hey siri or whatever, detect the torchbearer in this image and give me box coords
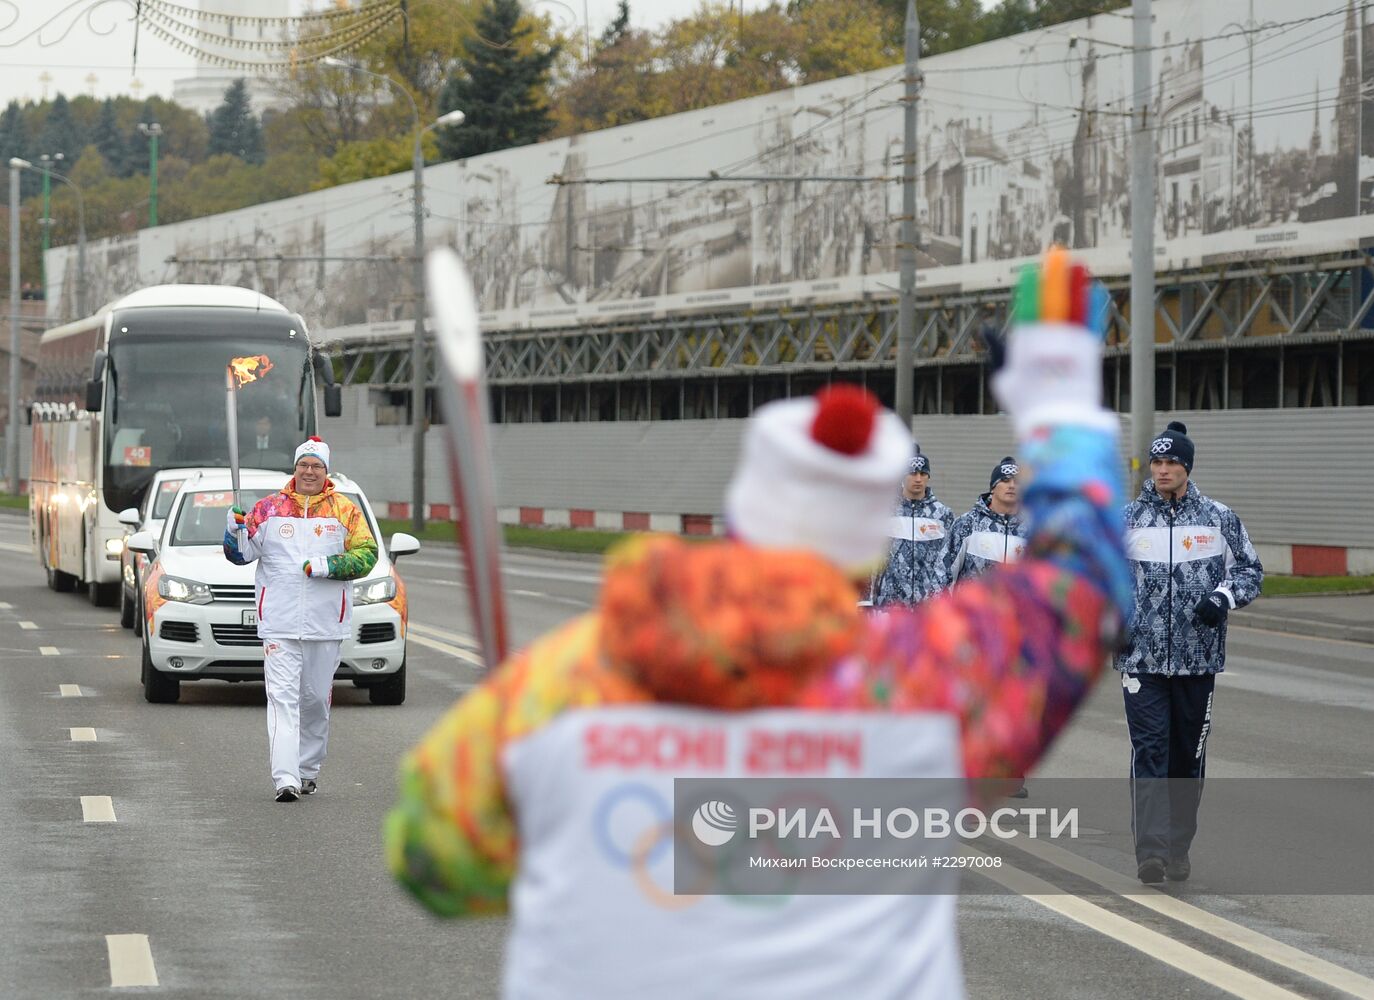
[224,436,377,802]
[383,248,1135,999]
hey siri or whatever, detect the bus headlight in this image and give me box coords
[157,575,212,605]
[352,577,396,606]
[105,538,125,559]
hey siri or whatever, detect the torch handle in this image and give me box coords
[225,366,242,513]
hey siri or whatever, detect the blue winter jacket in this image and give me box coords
[940,495,1028,588]
[872,491,955,608]
[1115,480,1263,676]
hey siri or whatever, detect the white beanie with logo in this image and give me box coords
[725,384,911,570]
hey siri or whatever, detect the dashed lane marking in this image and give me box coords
[409,622,478,648]
[39,646,58,656]
[1008,837,1374,999]
[965,848,1306,1000]
[70,728,97,741]
[19,621,37,630]
[409,633,485,668]
[105,934,158,988]
[58,684,82,697]
[0,600,12,608]
[80,796,117,823]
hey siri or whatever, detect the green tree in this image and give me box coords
[207,79,265,164]
[436,0,560,160]
[0,101,28,164]
[873,0,982,56]
[91,99,124,172]
[600,0,630,46]
[38,94,80,168]
[978,0,1121,42]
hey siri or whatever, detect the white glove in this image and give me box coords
[226,506,246,533]
[304,557,329,579]
[991,321,1117,440]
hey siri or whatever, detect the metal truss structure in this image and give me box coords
[332,252,1374,415]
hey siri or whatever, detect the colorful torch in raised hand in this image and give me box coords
[225,355,274,523]
[425,247,509,672]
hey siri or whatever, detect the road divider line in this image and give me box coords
[80,795,117,823]
[58,684,83,697]
[105,934,158,988]
[409,633,485,668]
[409,622,479,649]
[70,728,97,742]
[19,620,37,630]
[964,848,1305,1000]
[1006,837,1374,999]
[0,600,12,608]
[40,646,58,656]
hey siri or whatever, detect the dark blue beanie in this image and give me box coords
[908,451,930,475]
[1150,421,1195,472]
[989,456,1018,490]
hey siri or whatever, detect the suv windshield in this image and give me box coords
[150,479,186,520]
[171,489,272,546]
[168,488,380,552]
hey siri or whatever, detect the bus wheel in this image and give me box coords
[47,566,75,593]
[141,637,179,704]
[88,580,117,607]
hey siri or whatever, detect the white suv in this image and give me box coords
[127,469,418,705]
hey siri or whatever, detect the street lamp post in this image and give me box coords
[137,123,162,227]
[38,153,64,293]
[322,57,465,533]
[7,157,30,495]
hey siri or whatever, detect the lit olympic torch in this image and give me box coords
[225,355,274,529]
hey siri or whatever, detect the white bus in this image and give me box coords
[29,284,341,603]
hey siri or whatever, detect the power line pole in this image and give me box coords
[1130,0,1155,491]
[895,0,920,428]
[7,158,25,494]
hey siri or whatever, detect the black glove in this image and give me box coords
[1194,591,1229,627]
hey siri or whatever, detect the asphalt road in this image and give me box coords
[1,510,1371,999]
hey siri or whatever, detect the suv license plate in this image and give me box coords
[242,610,258,626]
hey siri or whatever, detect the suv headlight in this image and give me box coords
[353,576,397,606]
[157,574,212,605]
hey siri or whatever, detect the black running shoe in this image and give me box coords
[301,779,317,796]
[275,786,300,803]
[1165,856,1191,882]
[1137,857,1166,884]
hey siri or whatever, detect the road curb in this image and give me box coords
[1231,611,1374,645]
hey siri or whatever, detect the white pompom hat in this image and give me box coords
[725,385,911,570]
[294,435,331,470]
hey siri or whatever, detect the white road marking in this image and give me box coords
[80,795,117,823]
[19,620,37,629]
[1009,837,1374,999]
[58,684,82,697]
[39,646,58,656]
[105,934,158,988]
[70,728,97,742]
[0,600,12,608]
[409,633,485,668]
[966,848,1306,1000]
[409,622,479,648]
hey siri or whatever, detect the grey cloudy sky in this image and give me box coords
[0,1,713,107]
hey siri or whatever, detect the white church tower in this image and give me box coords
[171,0,290,116]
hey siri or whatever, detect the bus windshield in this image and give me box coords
[102,309,316,514]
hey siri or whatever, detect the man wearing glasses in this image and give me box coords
[224,436,378,801]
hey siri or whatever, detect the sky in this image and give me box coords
[0,0,717,107]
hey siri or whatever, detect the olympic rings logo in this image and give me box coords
[1150,438,1172,455]
[590,782,848,910]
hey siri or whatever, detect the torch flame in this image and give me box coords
[228,355,274,387]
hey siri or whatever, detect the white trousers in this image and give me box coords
[264,638,340,791]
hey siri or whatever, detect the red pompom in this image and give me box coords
[810,384,879,456]
[308,435,322,442]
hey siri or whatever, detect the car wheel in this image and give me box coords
[141,633,180,704]
[118,583,135,629]
[368,658,406,705]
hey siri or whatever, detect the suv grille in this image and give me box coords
[211,623,260,647]
[160,621,198,643]
[209,584,255,603]
[358,622,396,644]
